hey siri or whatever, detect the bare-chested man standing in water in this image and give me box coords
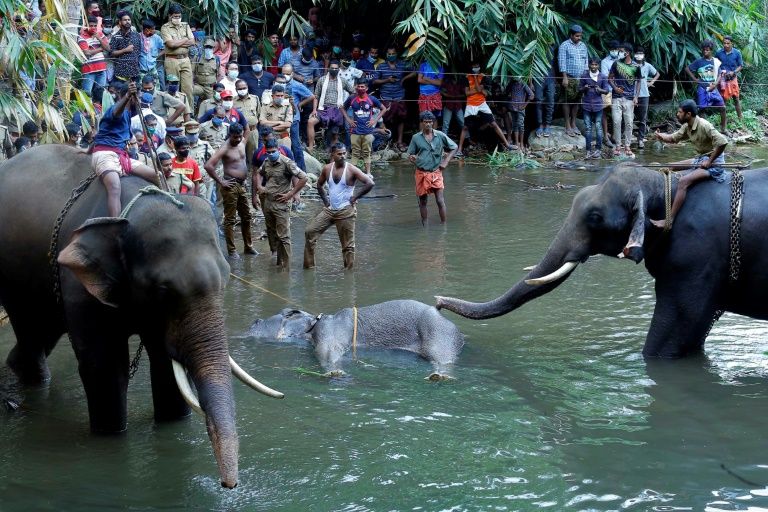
[204,122,256,258]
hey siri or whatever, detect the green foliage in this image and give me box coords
[706,109,763,139]
[466,148,542,169]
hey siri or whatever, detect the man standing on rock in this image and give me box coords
[407,111,457,225]
[304,143,374,270]
[558,24,589,137]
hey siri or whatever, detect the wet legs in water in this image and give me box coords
[418,190,446,225]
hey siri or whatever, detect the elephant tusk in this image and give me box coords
[171,360,205,417]
[523,265,536,271]
[230,357,285,399]
[524,261,579,286]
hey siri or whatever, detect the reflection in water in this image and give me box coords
[2,148,768,510]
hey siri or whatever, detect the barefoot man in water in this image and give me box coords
[204,122,256,258]
[650,99,728,229]
[406,110,457,225]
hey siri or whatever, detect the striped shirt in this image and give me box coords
[78,29,108,74]
[558,38,589,77]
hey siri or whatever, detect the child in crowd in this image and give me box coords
[580,57,610,159]
[505,79,534,150]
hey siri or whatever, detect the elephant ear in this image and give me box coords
[621,190,646,264]
[58,217,129,307]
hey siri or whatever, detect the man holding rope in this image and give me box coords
[91,80,159,217]
[650,99,728,229]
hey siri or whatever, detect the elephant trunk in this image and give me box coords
[436,227,584,319]
[171,295,239,489]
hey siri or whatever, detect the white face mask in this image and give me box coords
[618,51,626,59]
[222,100,233,109]
[204,48,214,60]
[227,70,239,80]
[171,18,181,26]
[252,64,263,73]
[273,97,284,106]
[471,67,481,74]
[609,50,619,59]
[236,89,248,97]
[283,74,292,82]
[634,54,644,62]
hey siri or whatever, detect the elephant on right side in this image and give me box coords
[437,163,768,358]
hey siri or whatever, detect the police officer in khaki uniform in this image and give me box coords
[199,106,230,150]
[165,74,191,126]
[157,125,183,158]
[160,4,195,112]
[234,78,261,163]
[185,119,216,202]
[197,82,225,119]
[194,37,219,108]
[259,84,293,147]
[254,138,307,269]
[140,75,186,126]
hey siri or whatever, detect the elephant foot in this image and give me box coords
[426,373,454,382]
[6,349,51,387]
[323,369,346,378]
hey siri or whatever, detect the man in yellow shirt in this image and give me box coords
[160,3,195,111]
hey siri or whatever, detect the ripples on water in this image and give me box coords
[3,152,768,510]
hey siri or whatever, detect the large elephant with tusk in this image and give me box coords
[437,163,768,358]
[0,145,282,489]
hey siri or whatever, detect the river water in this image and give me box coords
[2,147,768,511]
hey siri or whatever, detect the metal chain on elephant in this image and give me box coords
[702,170,745,343]
[48,172,98,305]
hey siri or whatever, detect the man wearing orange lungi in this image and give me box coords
[406,111,458,225]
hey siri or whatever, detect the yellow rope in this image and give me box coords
[229,273,301,307]
[658,168,674,233]
[352,306,358,360]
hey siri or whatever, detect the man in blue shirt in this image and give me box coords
[558,24,589,137]
[279,65,315,171]
[91,80,159,217]
[139,19,164,84]
[373,46,416,151]
[239,54,274,98]
[715,35,744,125]
[686,39,726,132]
[342,78,386,175]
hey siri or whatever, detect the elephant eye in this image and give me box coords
[587,211,603,226]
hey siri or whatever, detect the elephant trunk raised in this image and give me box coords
[168,295,239,489]
[436,224,586,319]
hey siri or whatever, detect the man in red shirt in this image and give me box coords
[78,16,110,98]
[171,136,202,195]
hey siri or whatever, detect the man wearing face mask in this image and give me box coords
[339,56,364,101]
[294,48,321,88]
[199,106,230,150]
[184,120,215,202]
[160,3,195,111]
[139,19,164,86]
[280,63,315,170]
[259,84,293,145]
[239,55,275,98]
[78,16,110,98]
[130,92,167,139]
[197,82,225,119]
[220,61,241,95]
[193,38,220,108]
[83,1,102,32]
[171,136,202,196]
[633,47,659,149]
[308,60,355,150]
[600,40,621,148]
[157,125,183,158]
[356,46,381,91]
[140,75,186,126]
[255,137,308,269]
[278,36,303,70]
[374,46,416,151]
[199,90,250,141]
[233,78,261,162]
[109,10,142,83]
[164,74,192,125]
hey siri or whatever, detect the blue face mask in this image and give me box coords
[167,84,179,94]
[367,55,375,63]
[212,117,223,127]
[193,30,205,40]
[267,151,280,161]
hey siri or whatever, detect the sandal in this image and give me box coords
[535,127,544,137]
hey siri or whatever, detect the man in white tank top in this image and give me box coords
[303,143,374,269]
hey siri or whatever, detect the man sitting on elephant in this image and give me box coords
[91,80,159,217]
[651,99,728,229]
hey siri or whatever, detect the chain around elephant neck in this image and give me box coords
[703,170,745,343]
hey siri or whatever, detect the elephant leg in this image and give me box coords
[314,339,346,375]
[67,309,130,433]
[643,278,719,358]
[4,299,64,386]
[142,335,191,422]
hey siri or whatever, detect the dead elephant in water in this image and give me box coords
[247,300,465,379]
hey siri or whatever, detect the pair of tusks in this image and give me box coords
[171,358,285,417]
[524,261,579,286]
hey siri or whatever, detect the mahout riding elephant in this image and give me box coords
[247,300,465,378]
[437,163,768,358]
[0,145,282,488]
